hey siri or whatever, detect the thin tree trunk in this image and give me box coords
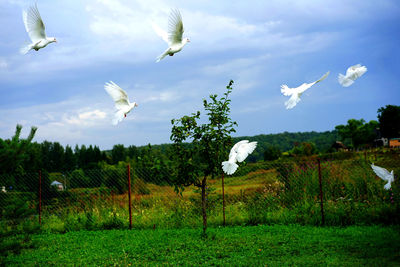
[201,175,207,235]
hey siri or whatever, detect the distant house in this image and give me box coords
[331,141,348,151]
[51,181,65,191]
[389,138,400,148]
[374,137,388,147]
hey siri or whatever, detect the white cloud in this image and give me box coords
[0,58,7,70]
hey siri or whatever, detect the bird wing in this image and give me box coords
[350,65,367,79]
[371,164,392,182]
[346,64,362,76]
[280,84,294,96]
[236,141,257,162]
[284,94,301,109]
[314,71,330,84]
[104,81,130,110]
[23,4,46,43]
[228,140,248,159]
[168,9,184,45]
[152,22,169,44]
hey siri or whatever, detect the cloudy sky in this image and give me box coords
[0,0,399,150]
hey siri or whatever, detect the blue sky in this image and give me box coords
[0,0,399,150]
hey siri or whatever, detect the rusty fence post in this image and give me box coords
[317,159,325,226]
[127,164,132,229]
[222,172,226,226]
[38,170,42,225]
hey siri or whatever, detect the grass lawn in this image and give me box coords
[3,224,400,266]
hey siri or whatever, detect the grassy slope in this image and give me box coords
[5,225,400,266]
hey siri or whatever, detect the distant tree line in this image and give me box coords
[0,105,399,177]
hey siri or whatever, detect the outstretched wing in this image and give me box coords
[314,71,330,84]
[371,164,392,182]
[168,9,184,45]
[23,4,46,43]
[281,84,293,96]
[104,81,130,110]
[152,22,169,44]
[236,141,257,163]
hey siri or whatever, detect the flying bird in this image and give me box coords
[281,71,330,109]
[371,164,394,190]
[338,64,367,87]
[104,81,138,125]
[20,3,57,54]
[222,140,257,175]
[153,9,190,62]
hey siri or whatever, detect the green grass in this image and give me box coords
[3,225,400,266]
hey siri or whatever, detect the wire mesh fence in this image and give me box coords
[1,151,399,232]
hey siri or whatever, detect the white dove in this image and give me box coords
[222,140,257,175]
[104,81,138,125]
[371,164,394,190]
[20,3,56,54]
[281,71,330,109]
[153,9,190,62]
[338,64,367,87]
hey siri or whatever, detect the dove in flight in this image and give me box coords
[371,164,394,190]
[153,9,190,62]
[281,71,330,109]
[21,3,56,54]
[338,64,367,87]
[222,140,257,175]
[104,81,138,125]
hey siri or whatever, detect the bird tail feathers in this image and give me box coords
[156,48,171,62]
[222,161,238,175]
[112,110,125,125]
[285,95,300,109]
[20,44,32,55]
[338,74,354,87]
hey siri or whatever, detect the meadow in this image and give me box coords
[3,225,400,266]
[1,152,399,234]
[1,151,399,264]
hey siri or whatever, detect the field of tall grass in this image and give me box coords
[1,153,398,235]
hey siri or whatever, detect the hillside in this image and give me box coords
[147,130,339,162]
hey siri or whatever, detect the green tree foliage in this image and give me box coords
[111,144,126,164]
[290,142,318,156]
[335,119,378,148]
[170,80,237,234]
[0,124,37,174]
[263,145,282,161]
[378,105,400,138]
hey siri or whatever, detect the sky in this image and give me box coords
[0,0,399,150]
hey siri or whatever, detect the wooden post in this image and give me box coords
[222,172,226,226]
[38,170,42,225]
[127,164,132,229]
[317,159,325,226]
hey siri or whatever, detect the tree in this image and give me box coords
[263,145,281,161]
[111,144,126,164]
[170,80,237,235]
[335,119,378,148]
[0,124,37,174]
[377,105,400,139]
[64,145,76,171]
[290,142,318,156]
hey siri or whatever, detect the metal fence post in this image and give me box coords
[317,159,325,225]
[38,170,42,225]
[127,164,132,229]
[222,172,226,226]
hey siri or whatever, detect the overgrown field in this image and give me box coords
[1,155,400,233]
[2,225,400,266]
